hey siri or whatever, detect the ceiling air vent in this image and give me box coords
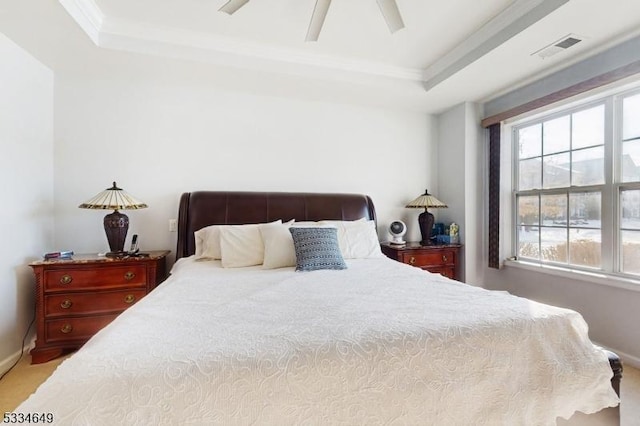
[532,34,584,59]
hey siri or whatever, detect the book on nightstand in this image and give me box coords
[43,251,74,260]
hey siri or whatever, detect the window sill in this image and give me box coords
[503,259,640,292]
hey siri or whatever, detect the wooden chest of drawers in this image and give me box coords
[29,251,169,364]
[380,242,462,280]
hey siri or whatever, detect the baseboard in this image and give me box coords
[594,341,640,369]
[0,337,35,377]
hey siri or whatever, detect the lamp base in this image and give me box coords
[105,251,127,258]
[104,210,129,254]
[418,210,435,246]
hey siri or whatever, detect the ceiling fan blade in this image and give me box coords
[305,0,332,42]
[376,0,405,33]
[219,0,250,15]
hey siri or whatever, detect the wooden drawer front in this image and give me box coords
[402,250,455,267]
[45,289,146,317]
[44,265,147,292]
[45,314,119,343]
[425,266,455,279]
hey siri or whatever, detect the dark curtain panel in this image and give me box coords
[488,124,501,269]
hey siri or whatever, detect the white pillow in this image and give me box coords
[219,225,265,268]
[195,220,281,261]
[320,217,367,226]
[319,219,382,259]
[259,222,297,269]
[290,221,331,227]
[194,226,223,259]
[194,230,205,257]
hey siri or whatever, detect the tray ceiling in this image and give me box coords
[56,0,640,110]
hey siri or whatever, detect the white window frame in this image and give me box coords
[503,82,640,289]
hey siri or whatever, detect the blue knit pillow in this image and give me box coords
[289,227,347,271]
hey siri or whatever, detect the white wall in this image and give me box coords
[478,37,640,365]
[0,1,437,370]
[52,54,436,263]
[483,265,640,365]
[436,93,640,364]
[435,102,483,284]
[0,33,54,371]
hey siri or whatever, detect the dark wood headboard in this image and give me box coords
[176,191,377,260]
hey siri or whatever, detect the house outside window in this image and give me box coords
[513,88,640,278]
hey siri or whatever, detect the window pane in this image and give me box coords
[541,194,567,227]
[623,93,640,140]
[621,230,640,275]
[518,195,539,226]
[543,153,570,188]
[519,158,541,190]
[621,190,640,230]
[518,239,539,260]
[541,227,567,263]
[569,192,601,228]
[543,116,570,154]
[572,146,604,186]
[622,139,640,183]
[572,105,604,149]
[569,228,601,268]
[518,124,541,159]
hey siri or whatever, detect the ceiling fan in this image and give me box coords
[218,0,405,42]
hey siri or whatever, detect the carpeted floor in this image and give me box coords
[1,354,640,424]
[620,365,640,425]
[0,354,69,413]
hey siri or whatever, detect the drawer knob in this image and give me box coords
[124,294,136,304]
[409,256,416,265]
[60,274,73,285]
[124,271,136,281]
[442,255,448,262]
[60,324,73,334]
[60,299,72,309]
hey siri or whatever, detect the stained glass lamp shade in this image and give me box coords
[405,189,447,245]
[79,182,147,256]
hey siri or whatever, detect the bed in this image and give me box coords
[17,191,622,425]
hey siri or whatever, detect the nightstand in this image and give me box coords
[29,250,170,364]
[381,242,462,280]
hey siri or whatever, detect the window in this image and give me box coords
[621,92,640,275]
[513,89,640,278]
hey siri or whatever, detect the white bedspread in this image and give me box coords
[18,257,618,425]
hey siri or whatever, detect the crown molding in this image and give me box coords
[59,0,424,83]
[58,0,569,90]
[101,16,424,81]
[58,0,104,45]
[422,0,570,91]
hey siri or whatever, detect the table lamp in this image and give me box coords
[405,189,447,245]
[79,182,148,257]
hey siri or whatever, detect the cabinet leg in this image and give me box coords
[30,346,73,364]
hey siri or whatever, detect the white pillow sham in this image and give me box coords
[194,220,281,261]
[194,226,222,259]
[259,222,297,269]
[195,218,380,267]
[260,218,381,268]
[260,221,343,269]
[320,219,382,259]
[219,225,266,268]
